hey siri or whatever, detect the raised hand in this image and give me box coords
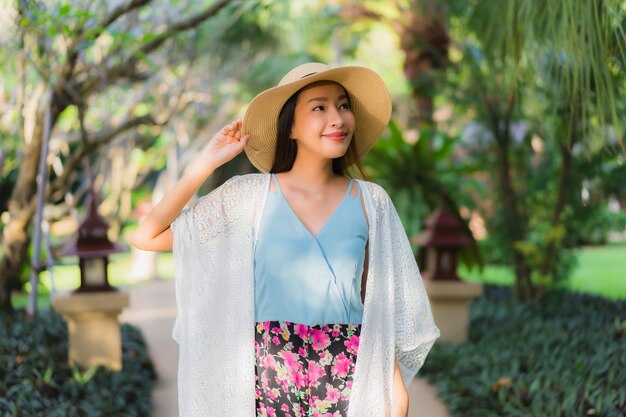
[130,119,250,252]
[197,119,250,172]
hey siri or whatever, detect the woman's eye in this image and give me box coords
[313,105,325,111]
[340,103,351,110]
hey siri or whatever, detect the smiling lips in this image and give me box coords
[323,131,348,141]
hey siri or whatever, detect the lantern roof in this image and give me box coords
[60,191,126,258]
[414,206,474,248]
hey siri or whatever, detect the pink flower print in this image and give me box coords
[294,323,309,340]
[261,353,276,369]
[281,404,290,412]
[331,324,341,337]
[331,352,350,378]
[318,350,332,366]
[290,370,307,389]
[324,385,341,404]
[272,335,281,345]
[346,380,353,389]
[271,326,282,335]
[268,387,280,401]
[263,321,271,333]
[266,406,276,417]
[281,328,290,341]
[275,365,287,383]
[298,346,307,358]
[310,328,331,351]
[307,361,326,388]
[343,335,360,355]
[278,350,299,371]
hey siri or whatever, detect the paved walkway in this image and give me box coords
[120,279,450,417]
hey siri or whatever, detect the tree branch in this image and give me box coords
[49,114,159,200]
[100,0,152,31]
[77,0,233,96]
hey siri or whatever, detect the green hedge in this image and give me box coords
[421,286,626,417]
[0,310,157,416]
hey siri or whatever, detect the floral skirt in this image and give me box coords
[254,321,361,417]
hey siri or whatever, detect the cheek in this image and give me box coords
[345,112,356,130]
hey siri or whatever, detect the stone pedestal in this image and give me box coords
[425,281,483,343]
[53,291,130,371]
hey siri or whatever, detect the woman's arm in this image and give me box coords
[392,354,409,417]
[130,120,249,252]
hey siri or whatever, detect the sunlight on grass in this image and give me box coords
[11,252,174,309]
[569,243,626,299]
[459,243,626,300]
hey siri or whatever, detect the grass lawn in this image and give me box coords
[11,252,174,309]
[12,243,626,308]
[460,242,626,300]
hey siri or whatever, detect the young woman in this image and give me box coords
[131,63,439,417]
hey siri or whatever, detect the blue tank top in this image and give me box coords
[253,173,368,325]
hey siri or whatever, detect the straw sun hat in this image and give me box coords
[242,62,392,173]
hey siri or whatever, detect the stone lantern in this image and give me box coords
[53,190,130,371]
[415,207,473,281]
[415,205,483,343]
[60,192,125,292]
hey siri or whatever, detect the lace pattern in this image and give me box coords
[171,173,439,417]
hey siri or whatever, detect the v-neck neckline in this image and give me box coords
[271,173,353,240]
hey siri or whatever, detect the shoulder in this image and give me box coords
[192,173,267,209]
[221,172,267,189]
[355,179,392,207]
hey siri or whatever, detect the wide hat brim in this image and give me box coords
[242,63,392,173]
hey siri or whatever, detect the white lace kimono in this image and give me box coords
[171,173,439,417]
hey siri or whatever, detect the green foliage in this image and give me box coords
[421,286,626,416]
[465,0,626,139]
[363,120,481,249]
[0,310,156,416]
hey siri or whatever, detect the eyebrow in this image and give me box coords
[306,94,348,104]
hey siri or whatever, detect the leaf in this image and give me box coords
[59,5,71,17]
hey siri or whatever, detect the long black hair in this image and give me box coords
[270,83,367,179]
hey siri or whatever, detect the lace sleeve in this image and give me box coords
[385,192,440,387]
[169,175,240,343]
[170,175,241,246]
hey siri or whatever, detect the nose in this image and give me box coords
[329,107,344,128]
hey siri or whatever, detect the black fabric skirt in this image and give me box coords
[254,321,361,417]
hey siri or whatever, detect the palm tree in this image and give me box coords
[461,0,626,300]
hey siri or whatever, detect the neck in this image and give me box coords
[283,151,336,188]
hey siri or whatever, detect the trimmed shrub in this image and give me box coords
[0,310,157,416]
[421,286,626,417]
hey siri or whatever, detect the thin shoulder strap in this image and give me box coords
[271,173,282,193]
[345,178,355,198]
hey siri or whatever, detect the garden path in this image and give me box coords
[120,279,451,417]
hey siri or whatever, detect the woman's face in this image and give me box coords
[290,81,355,162]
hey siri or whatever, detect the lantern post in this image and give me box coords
[53,190,130,370]
[415,205,483,343]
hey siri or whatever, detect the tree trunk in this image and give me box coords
[0,104,62,311]
[493,131,533,301]
[400,1,450,128]
[537,109,579,299]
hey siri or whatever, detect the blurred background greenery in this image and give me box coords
[1,1,625,415]
[2,0,624,310]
